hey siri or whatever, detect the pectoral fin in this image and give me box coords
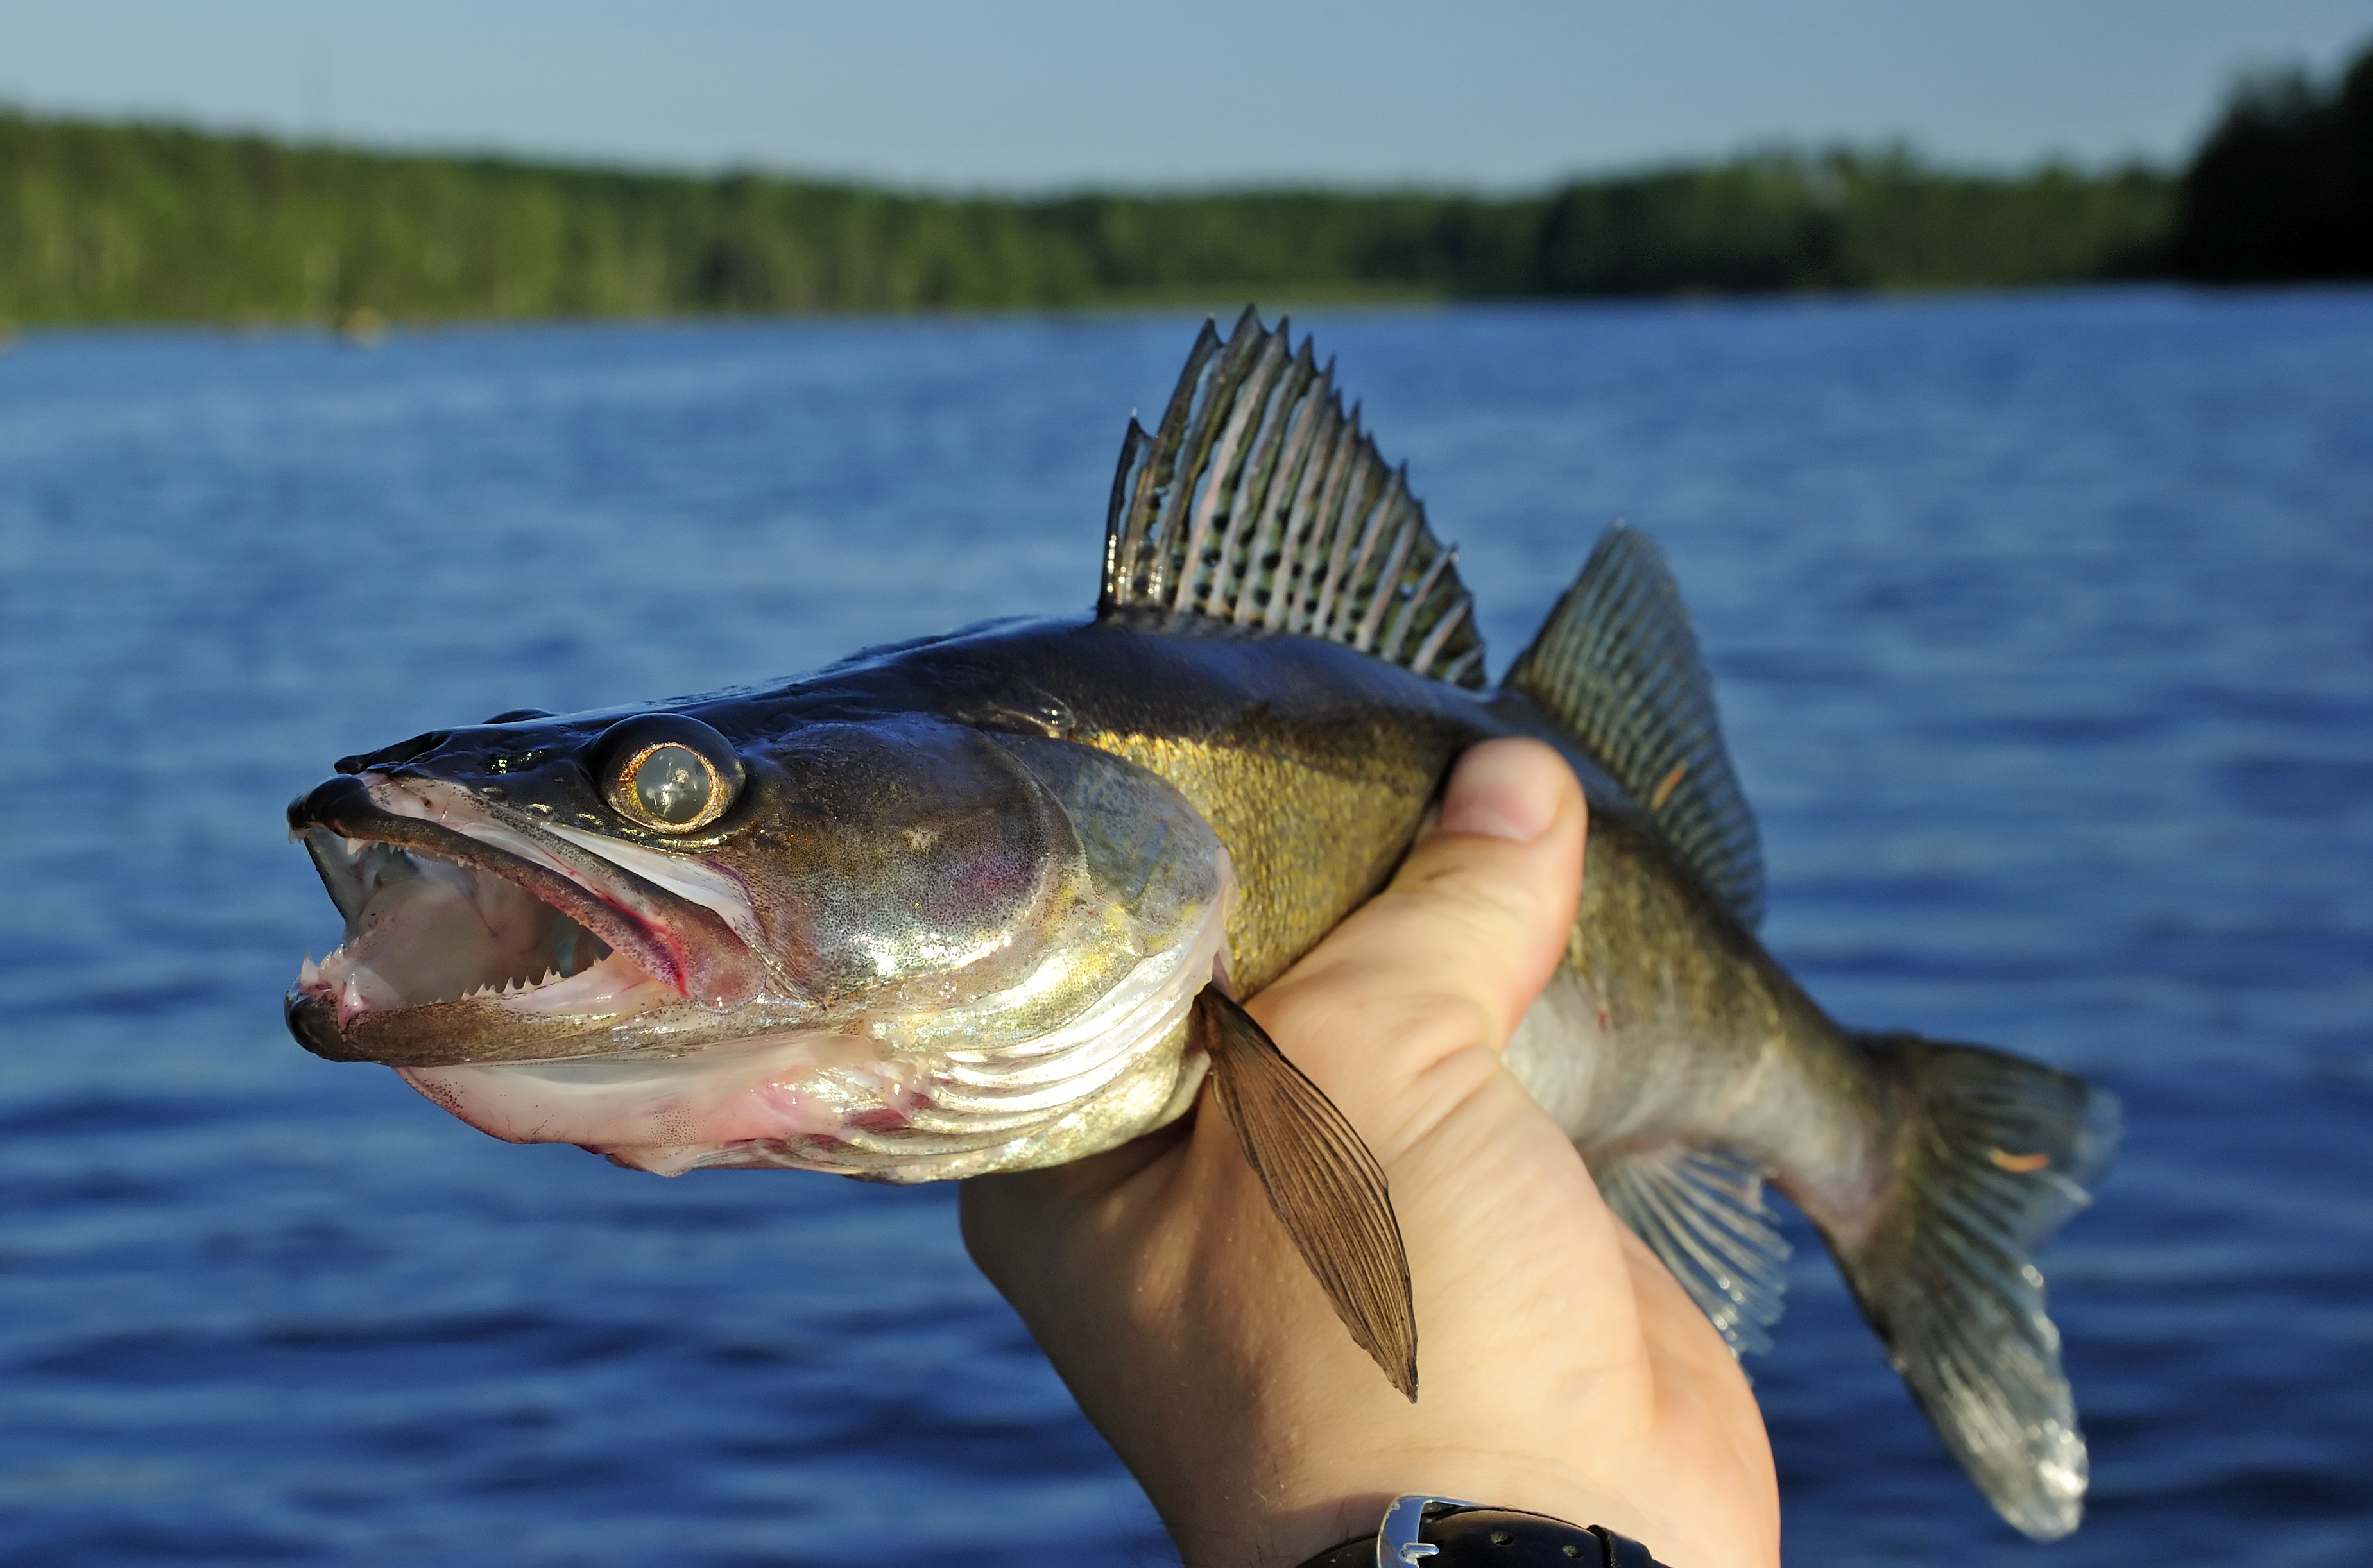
[1193,986,1419,1401]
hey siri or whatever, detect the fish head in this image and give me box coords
[286,703,1229,1179]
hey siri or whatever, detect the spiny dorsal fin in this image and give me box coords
[1101,306,1487,690]
[1506,525,1764,926]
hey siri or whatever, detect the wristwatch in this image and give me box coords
[1293,1494,1668,1568]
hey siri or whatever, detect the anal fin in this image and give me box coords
[1595,1144,1790,1357]
[1194,987,1419,1400]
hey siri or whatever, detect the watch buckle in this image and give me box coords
[1377,1494,1480,1568]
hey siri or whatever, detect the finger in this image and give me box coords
[1249,738,1586,1114]
[1394,737,1587,1035]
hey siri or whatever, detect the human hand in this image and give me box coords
[961,738,1780,1567]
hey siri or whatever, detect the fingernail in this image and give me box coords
[1435,740,1562,842]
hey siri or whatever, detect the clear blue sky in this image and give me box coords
[5,1,2370,189]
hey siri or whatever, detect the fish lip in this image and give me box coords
[285,771,772,1066]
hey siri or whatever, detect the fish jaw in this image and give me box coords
[395,864,1232,1180]
[397,1030,934,1173]
[285,771,777,1065]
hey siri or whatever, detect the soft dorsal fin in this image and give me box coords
[1101,306,1487,690]
[1507,525,1765,926]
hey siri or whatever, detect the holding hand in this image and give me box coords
[962,739,1780,1568]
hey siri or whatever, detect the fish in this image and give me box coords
[284,307,2118,1540]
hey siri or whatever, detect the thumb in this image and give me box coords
[1246,738,1586,1140]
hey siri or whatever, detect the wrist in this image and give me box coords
[1155,1445,1635,1568]
[1290,1497,1668,1568]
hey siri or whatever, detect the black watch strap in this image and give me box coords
[1293,1496,1668,1568]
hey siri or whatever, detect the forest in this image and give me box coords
[2170,43,2373,280]
[1,37,2363,327]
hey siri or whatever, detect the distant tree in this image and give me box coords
[2173,42,2373,280]
[0,109,2177,324]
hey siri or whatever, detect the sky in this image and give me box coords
[4,1,2371,190]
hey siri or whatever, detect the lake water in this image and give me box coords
[1,289,2368,1565]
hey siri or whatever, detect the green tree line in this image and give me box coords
[5,30,2365,330]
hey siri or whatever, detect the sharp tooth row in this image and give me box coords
[459,967,569,1003]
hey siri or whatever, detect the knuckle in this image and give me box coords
[1391,988,1505,1057]
[1395,853,1547,943]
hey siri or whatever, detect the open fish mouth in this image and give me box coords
[296,837,660,1020]
[282,758,1231,1182]
[285,772,771,1066]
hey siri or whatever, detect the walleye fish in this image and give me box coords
[286,309,2116,1539]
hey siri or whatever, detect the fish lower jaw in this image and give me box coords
[287,823,708,1058]
[295,944,674,1030]
[397,1028,938,1176]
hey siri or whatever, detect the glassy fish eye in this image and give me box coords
[626,744,716,826]
[594,715,746,835]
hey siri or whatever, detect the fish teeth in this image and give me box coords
[299,954,320,987]
[543,968,560,987]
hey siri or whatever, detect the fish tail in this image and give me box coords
[1833,1032,2121,1541]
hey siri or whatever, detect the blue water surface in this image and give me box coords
[1,289,2368,1565]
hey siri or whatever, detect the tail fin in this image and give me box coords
[1836,1034,2121,1540]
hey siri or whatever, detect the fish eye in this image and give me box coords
[593,715,746,835]
[624,744,718,826]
